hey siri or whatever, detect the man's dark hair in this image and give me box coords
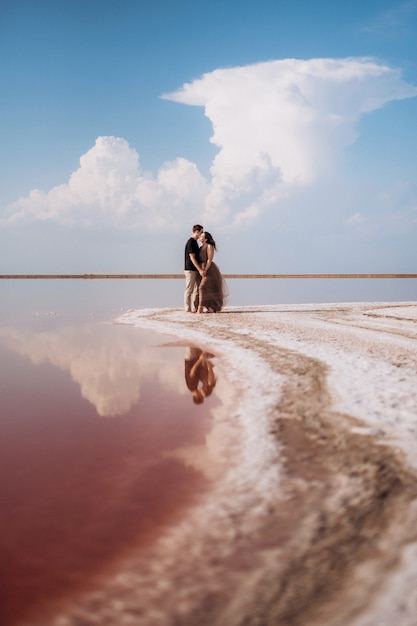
[193,224,203,232]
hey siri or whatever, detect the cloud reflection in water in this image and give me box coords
[0,322,193,417]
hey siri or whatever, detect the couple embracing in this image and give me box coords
[184,224,227,314]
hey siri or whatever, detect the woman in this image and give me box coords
[197,231,226,313]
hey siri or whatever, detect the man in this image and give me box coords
[184,224,204,313]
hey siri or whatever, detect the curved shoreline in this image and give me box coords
[38,302,417,625]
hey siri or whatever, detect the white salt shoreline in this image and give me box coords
[40,301,417,626]
[118,301,417,469]
[114,301,417,626]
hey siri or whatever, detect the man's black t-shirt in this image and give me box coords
[184,237,200,271]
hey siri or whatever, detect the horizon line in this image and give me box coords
[1,273,416,280]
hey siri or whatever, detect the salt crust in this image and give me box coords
[45,302,417,626]
[114,302,417,626]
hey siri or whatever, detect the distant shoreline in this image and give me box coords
[1,273,416,279]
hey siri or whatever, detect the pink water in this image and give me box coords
[0,314,217,625]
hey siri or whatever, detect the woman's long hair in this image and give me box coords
[203,231,217,250]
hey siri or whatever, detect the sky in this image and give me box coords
[1,0,417,280]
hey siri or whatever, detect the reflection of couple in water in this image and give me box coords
[184,347,217,404]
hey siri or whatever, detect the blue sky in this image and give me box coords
[1,0,417,282]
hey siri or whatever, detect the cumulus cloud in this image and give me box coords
[165,57,417,225]
[3,58,417,229]
[3,137,209,230]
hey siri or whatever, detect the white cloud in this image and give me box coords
[347,212,365,224]
[3,58,417,230]
[165,57,417,225]
[3,136,209,230]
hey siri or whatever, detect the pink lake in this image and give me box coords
[0,312,218,625]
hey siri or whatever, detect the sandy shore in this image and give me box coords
[39,302,417,626]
